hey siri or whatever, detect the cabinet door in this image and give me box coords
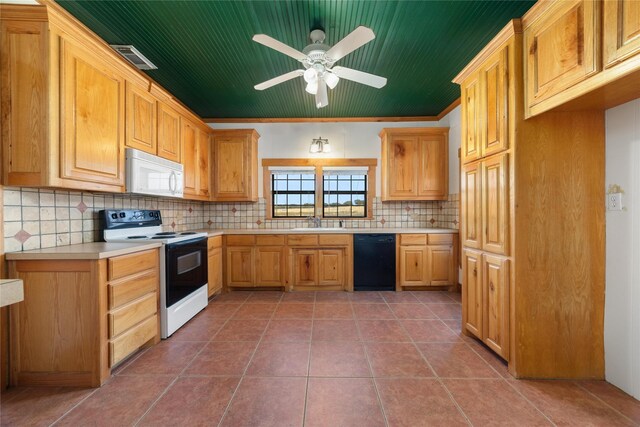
[418,133,448,200]
[293,250,317,287]
[60,39,124,187]
[212,135,251,200]
[604,0,640,68]
[386,136,419,198]
[181,118,198,197]
[208,247,222,297]
[462,249,483,339]
[399,246,427,286]
[125,82,157,154]
[427,245,454,286]
[318,249,344,287]
[524,0,600,108]
[461,161,482,249]
[226,247,254,287]
[157,102,181,162]
[256,246,285,286]
[197,130,210,198]
[481,48,508,158]
[461,73,481,163]
[482,153,509,255]
[482,254,509,360]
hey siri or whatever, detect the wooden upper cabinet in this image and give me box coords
[60,38,125,187]
[603,0,640,68]
[181,118,198,197]
[197,129,211,198]
[462,249,483,338]
[380,128,449,201]
[460,73,481,164]
[125,82,157,154]
[481,48,509,158]
[482,153,509,256]
[157,102,181,163]
[461,161,482,249]
[211,129,259,202]
[482,253,509,360]
[524,0,600,109]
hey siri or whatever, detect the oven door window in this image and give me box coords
[165,238,208,307]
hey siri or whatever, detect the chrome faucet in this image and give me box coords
[306,216,322,228]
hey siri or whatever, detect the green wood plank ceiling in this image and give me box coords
[57,0,535,119]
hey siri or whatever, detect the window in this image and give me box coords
[264,159,376,220]
[322,167,367,218]
[271,168,316,218]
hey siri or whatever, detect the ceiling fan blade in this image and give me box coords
[325,26,375,62]
[252,34,307,61]
[254,70,304,90]
[331,66,387,89]
[315,78,328,108]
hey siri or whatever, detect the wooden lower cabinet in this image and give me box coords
[226,246,254,287]
[462,249,509,360]
[255,246,286,286]
[207,236,223,297]
[398,233,457,289]
[318,250,344,286]
[291,248,346,290]
[224,237,286,289]
[293,250,318,287]
[7,248,160,387]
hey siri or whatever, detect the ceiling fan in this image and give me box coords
[252,26,387,109]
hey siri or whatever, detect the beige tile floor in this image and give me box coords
[1,291,638,426]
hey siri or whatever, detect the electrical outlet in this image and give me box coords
[607,193,623,211]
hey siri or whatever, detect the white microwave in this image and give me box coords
[125,148,184,198]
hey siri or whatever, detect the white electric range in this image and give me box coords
[100,209,208,338]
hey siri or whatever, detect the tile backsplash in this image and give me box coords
[2,187,458,253]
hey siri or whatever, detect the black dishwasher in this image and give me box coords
[353,234,396,291]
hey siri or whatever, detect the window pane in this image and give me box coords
[322,173,367,218]
[288,179,301,191]
[302,180,315,191]
[352,180,365,191]
[271,173,316,218]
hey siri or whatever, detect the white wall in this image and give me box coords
[438,106,461,192]
[605,98,640,399]
[210,114,460,198]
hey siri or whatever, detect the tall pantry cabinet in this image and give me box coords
[455,20,605,379]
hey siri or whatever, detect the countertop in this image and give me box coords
[0,279,24,307]
[5,242,163,261]
[193,228,458,237]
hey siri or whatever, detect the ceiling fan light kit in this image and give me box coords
[253,26,387,109]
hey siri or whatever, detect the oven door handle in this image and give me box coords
[169,171,177,193]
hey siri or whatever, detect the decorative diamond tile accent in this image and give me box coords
[452,219,459,225]
[207,220,213,226]
[379,218,386,225]
[171,221,176,229]
[404,206,411,212]
[14,229,31,243]
[256,219,262,225]
[76,201,88,213]
[429,218,436,225]
[231,207,237,213]
[188,207,193,213]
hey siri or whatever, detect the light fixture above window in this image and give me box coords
[309,137,331,153]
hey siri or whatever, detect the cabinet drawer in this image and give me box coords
[108,269,158,309]
[319,234,351,246]
[109,293,157,338]
[428,234,454,245]
[108,249,158,281]
[256,235,285,245]
[287,234,319,246]
[400,234,427,246]
[226,235,255,246]
[208,235,222,251]
[109,314,157,367]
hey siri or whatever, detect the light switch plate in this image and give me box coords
[607,193,623,211]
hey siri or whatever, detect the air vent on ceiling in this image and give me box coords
[110,45,157,70]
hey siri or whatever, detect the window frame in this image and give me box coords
[263,158,377,220]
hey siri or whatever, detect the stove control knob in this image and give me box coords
[111,213,118,219]
[119,212,126,218]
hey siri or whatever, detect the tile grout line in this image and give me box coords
[216,291,280,427]
[48,386,101,427]
[132,292,249,427]
[502,379,558,426]
[572,381,638,425]
[301,292,316,427]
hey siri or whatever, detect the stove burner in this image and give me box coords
[127,236,147,239]
[180,232,197,235]
[155,232,176,236]
[151,236,168,239]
